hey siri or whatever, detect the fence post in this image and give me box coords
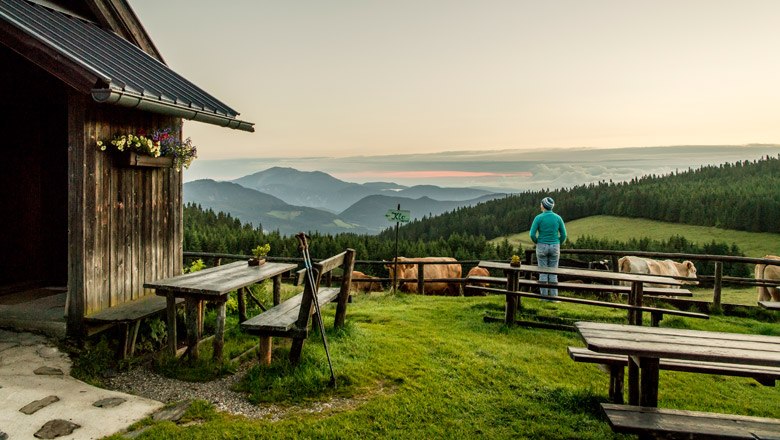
[611,255,619,273]
[524,249,534,265]
[712,261,723,314]
[418,263,425,295]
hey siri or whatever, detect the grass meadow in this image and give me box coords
[492,215,780,258]
[109,287,780,440]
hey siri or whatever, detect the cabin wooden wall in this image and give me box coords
[68,93,183,335]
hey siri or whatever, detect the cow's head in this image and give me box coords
[682,260,698,284]
[384,258,414,279]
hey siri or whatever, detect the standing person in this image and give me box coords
[529,197,567,300]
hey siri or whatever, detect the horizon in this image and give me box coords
[183,144,780,191]
[131,1,780,160]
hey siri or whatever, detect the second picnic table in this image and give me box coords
[478,261,684,326]
[144,261,297,360]
[576,321,780,407]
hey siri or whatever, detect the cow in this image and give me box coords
[465,266,490,296]
[618,256,698,288]
[385,257,462,296]
[755,255,780,302]
[350,270,384,293]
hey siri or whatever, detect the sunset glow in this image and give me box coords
[336,170,534,180]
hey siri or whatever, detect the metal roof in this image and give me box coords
[0,0,254,131]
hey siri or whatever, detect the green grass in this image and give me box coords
[109,291,780,440]
[492,215,780,257]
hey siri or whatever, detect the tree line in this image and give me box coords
[386,155,780,242]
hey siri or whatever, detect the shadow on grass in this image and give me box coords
[531,386,607,419]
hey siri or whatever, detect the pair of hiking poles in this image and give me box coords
[295,232,337,387]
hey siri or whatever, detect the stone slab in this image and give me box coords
[20,395,60,415]
[34,419,81,439]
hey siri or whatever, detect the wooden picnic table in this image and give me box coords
[576,321,780,408]
[144,261,297,361]
[478,261,683,326]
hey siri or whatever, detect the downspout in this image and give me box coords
[91,88,255,132]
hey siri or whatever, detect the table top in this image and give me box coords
[479,261,682,286]
[576,321,780,367]
[145,261,297,297]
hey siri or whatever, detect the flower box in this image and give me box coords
[127,152,174,168]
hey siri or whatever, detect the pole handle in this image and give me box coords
[295,232,309,251]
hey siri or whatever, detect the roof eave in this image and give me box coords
[92,88,255,132]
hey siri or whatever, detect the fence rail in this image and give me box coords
[183,249,779,309]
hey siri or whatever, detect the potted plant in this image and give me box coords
[96,126,198,171]
[249,244,271,266]
[510,254,521,267]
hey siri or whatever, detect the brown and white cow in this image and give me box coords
[465,266,490,296]
[350,270,384,293]
[618,256,698,288]
[385,257,462,296]
[755,255,780,302]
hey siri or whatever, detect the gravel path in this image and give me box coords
[104,363,362,421]
[104,363,288,420]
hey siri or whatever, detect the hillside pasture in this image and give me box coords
[492,215,780,258]
[112,292,780,439]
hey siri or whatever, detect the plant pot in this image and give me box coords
[509,261,521,267]
[248,258,266,267]
[126,152,174,168]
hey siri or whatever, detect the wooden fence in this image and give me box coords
[183,250,780,309]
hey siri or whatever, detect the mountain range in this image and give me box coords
[184,167,504,235]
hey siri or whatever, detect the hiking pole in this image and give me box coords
[295,232,337,387]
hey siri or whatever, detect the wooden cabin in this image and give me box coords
[0,0,253,338]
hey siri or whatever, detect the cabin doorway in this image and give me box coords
[0,44,68,332]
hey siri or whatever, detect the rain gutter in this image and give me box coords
[92,88,255,132]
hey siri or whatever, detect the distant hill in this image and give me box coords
[183,179,371,235]
[340,194,504,231]
[385,156,780,241]
[492,215,780,258]
[231,167,498,212]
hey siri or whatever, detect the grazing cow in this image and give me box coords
[385,257,462,296]
[350,270,383,293]
[755,255,780,302]
[618,256,698,288]
[554,258,610,283]
[465,266,490,296]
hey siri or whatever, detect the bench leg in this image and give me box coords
[166,293,177,357]
[129,320,141,358]
[609,365,625,404]
[213,300,227,363]
[120,322,131,360]
[185,298,200,360]
[651,312,662,327]
[258,337,273,366]
[639,357,660,407]
[289,338,305,365]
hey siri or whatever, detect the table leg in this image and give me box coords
[273,275,282,306]
[258,336,272,366]
[629,282,644,326]
[639,357,660,407]
[166,293,177,357]
[628,355,640,405]
[238,287,247,322]
[185,298,200,360]
[213,300,227,363]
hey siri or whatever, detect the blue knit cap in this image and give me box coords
[541,197,555,210]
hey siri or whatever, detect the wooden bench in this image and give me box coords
[569,347,780,403]
[467,276,692,297]
[241,249,355,365]
[84,294,184,358]
[601,403,780,439]
[759,301,780,311]
[475,284,705,328]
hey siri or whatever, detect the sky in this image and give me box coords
[130,1,780,164]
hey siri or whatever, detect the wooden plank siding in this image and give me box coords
[67,95,183,336]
